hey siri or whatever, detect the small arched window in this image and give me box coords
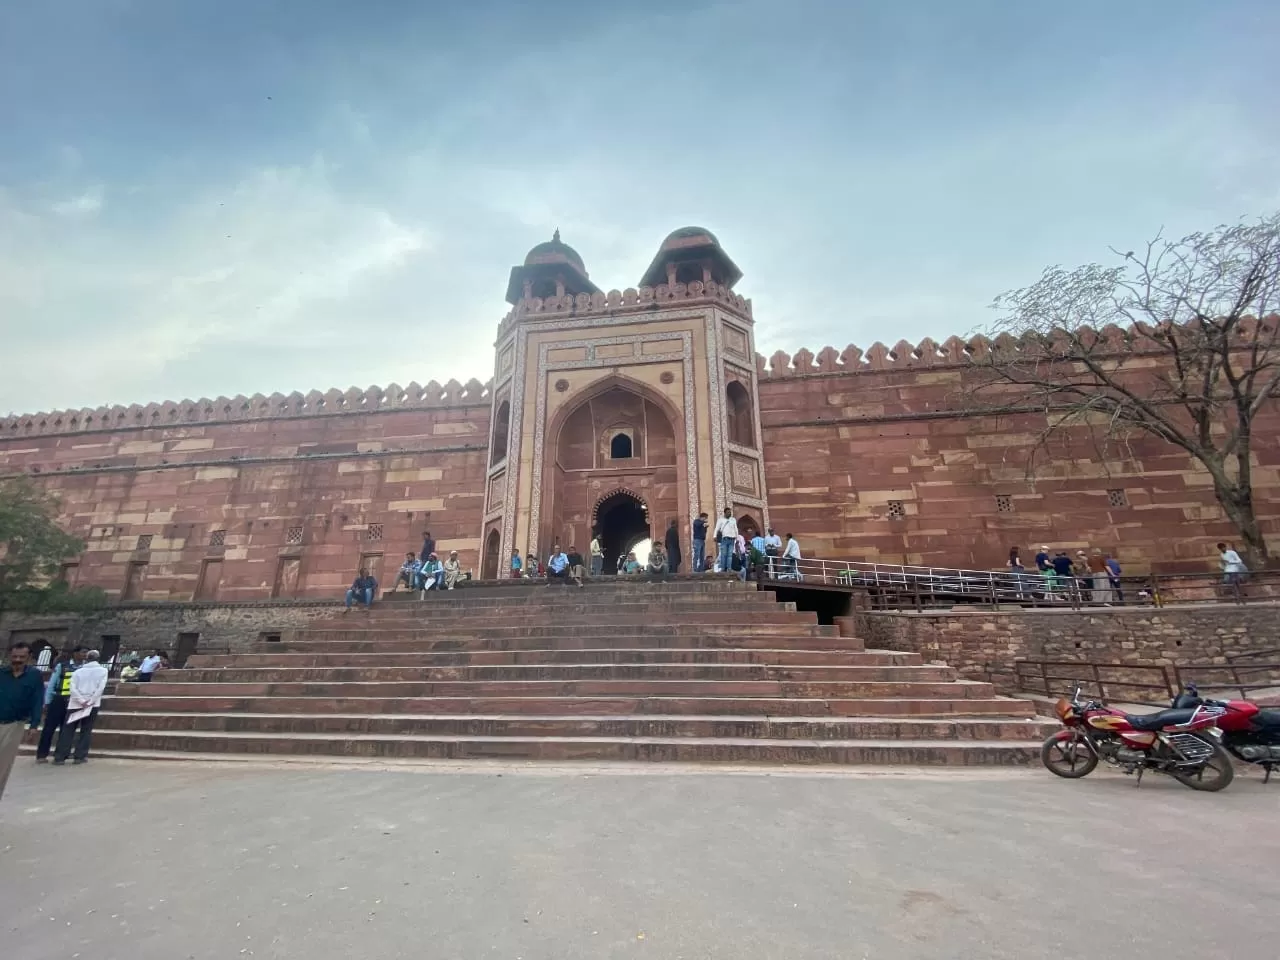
[726,381,754,447]
[610,433,634,460]
[490,400,510,465]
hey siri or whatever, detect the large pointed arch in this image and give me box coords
[538,371,689,556]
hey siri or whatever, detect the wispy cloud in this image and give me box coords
[50,185,103,217]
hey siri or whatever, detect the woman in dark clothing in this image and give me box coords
[664,519,682,574]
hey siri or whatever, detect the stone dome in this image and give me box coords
[523,229,586,272]
[661,226,721,249]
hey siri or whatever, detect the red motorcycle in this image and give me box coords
[1172,683,1280,783]
[1042,684,1234,791]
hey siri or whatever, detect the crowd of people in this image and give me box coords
[338,513,802,610]
[507,508,802,585]
[1006,541,1252,603]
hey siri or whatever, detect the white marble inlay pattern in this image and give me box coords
[498,326,527,558]
[706,312,726,509]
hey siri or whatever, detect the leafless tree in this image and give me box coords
[970,213,1280,568]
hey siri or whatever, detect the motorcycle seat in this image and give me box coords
[1125,707,1199,731]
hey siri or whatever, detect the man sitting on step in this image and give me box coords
[391,552,421,593]
[344,569,378,612]
[546,546,570,585]
[419,553,445,594]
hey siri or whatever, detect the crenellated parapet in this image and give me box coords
[756,335,976,378]
[496,280,752,341]
[754,318,1280,378]
[1,378,492,439]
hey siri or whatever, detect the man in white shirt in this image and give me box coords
[589,533,604,577]
[54,649,109,765]
[712,508,738,575]
[1218,542,1248,588]
[782,533,802,580]
[763,527,783,578]
[138,651,164,682]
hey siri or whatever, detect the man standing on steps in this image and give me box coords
[419,531,436,564]
[54,649,109,765]
[36,646,85,763]
[589,532,604,578]
[1,641,45,801]
[664,519,682,575]
[782,533,803,581]
[764,527,783,579]
[713,507,738,575]
[691,511,709,573]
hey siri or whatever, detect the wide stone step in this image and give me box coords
[374,592,787,607]
[345,599,792,620]
[81,729,1043,765]
[165,664,956,683]
[96,711,1056,741]
[302,611,822,630]
[187,648,911,668]
[106,694,1038,718]
[289,624,837,642]
[376,578,753,600]
[265,633,862,653]
[117,679,999,699]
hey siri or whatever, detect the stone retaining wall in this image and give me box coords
[854,603,1280,696]
[1,602,342,660]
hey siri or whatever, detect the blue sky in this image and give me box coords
[2,0,1277,415]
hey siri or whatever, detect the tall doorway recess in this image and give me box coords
[594,492,650,573]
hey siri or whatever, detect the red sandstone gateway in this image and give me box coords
[1041,685,1233,791]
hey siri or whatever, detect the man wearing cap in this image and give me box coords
[420,553,445,592]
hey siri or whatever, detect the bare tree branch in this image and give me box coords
[969,212,1280,568]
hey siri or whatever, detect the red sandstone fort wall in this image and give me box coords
[0,384,492,600]
[758,345,1280,572]
[5,337,1280,598]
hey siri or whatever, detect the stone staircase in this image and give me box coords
[90,579,1054,765]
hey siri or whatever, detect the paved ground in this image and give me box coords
[2,759,1277,960]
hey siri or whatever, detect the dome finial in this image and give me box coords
[552,228,561,243]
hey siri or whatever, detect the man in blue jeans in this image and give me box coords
[344,569,378,611]
[691,512,708,573]
[712,507,738,574]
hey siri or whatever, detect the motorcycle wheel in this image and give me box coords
[1041,733,1098,778]
[1171,742,1235,792]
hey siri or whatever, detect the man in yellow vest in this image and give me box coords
[35,646,85,763]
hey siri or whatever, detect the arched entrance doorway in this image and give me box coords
[481,529,501,580]
[594,492,650,573]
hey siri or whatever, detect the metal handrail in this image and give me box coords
[753,556,1279,609]
[1015,656,1280,704]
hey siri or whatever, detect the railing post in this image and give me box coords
[1040,660,1050,698]
[1149,573,1161,608]
[1091,663,1104,703]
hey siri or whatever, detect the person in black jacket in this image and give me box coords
[691,512,709,573]
[36,646,85,763]
[419,531,436,563]
[664,519,682,574]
